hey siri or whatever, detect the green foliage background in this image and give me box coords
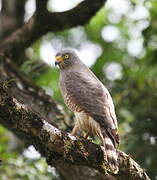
[0,0,157,179]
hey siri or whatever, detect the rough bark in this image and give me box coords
[0,83,150,180]
[54,162,114,180]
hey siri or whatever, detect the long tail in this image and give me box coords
[101,129,119,173]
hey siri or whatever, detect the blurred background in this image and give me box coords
[0,0,157,179]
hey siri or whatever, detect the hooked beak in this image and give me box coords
[55,56,64,66]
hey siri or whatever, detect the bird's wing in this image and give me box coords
[65,71,118,134]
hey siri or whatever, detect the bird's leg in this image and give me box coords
[71,125,79,136]
[84,132,89,139]
[99,133,107,160]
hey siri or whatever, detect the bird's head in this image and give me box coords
[55,49,79,70]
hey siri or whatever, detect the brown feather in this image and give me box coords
[59,61,119,172]
[61,71,118,132]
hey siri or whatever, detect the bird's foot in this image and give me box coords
[84,132,89,139]
[70,132,80,139]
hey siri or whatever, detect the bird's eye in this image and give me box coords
[64,54,69,59]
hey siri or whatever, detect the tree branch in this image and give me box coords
[0,82,150,180]
[0,0,106,59]
[0,0,26,40]
[0,55,63,126]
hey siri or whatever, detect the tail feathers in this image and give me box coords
[101,131,119,173]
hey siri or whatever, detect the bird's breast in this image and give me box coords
[63,93,82,112]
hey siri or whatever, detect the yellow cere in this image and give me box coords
[55,55,64,62]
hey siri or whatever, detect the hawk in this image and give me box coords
[55,49,119,173]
